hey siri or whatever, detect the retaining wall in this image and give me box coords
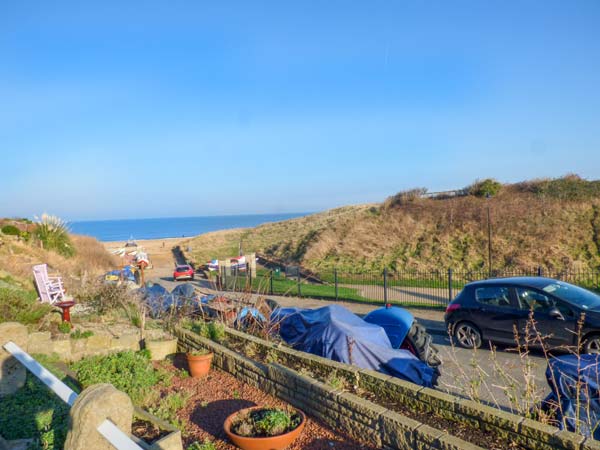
[175,325,597,450]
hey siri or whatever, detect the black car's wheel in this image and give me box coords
[453,322,482,349]
[401,320,442,368]
[583,334,600,354]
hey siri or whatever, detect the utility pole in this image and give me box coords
[486,193,492,276]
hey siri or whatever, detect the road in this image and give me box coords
[136,240,551,412]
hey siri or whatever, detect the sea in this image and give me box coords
[69,213,308,242]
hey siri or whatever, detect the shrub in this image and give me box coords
[70,329,93,339]
[191,321,225,342]
[383,188,427,209]
[72,350,168,406]
[1,225,20,236]
[34,214,75,257]
[467,179,502,197]
[0,288,51,325]
[57,322,72,334]
[147,391,190,429]
[187,439,216,450]
[514,174,600,200]
[76,282,136,314]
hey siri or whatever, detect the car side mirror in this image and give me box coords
[549,308,565,321]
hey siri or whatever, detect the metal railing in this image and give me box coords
[217,267,600,309]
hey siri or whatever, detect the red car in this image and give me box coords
[173,264,194,281]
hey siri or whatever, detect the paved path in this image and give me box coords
[342,284,449,306]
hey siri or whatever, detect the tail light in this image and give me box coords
[445,303,461,314]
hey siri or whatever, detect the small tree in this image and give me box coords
[467,179,502,198]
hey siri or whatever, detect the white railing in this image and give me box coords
[2,341,143,450]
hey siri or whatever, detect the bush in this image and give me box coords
[1,225,20,236]
[0,288,51,325]
[191,321,225,342]
[514,174,600,200]
[34,214,75,257]
[383,188,427,209]
[72,350,168,406]
[467,178,502,197]
[76,282,137,314]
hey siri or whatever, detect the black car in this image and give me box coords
[445,277,600,353]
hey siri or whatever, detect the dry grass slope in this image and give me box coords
[186,176,600,273]
[0,233,118,290]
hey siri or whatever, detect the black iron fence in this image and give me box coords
[217,266,600,309]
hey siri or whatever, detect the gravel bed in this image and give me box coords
[160,355,376,449]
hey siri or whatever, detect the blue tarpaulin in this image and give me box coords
[543,354,600,439]
[273,305,436,387]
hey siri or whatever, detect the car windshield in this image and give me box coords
[176,266,190,271]
[541,281,600,310]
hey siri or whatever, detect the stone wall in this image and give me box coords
[0,322,141,364]
[175,326,596,450]
[176,327,482,450]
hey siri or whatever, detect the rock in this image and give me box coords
[111,333,140,352]
[0,322,28,396]
[64,384,134,450]
[27,332,52,355]
[150,431,183,450]
[84,333,112,356]
[52,339,72,361]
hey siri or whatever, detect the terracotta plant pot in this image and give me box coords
[186,352,213,378]
[224,406,306,450]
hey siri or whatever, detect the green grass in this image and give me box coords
[0,356,76,449]
[0,287,52,325]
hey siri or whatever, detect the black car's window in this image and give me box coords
[541,282,600,310]
[517,288,554,312]
[475,286,512,307]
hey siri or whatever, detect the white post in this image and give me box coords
[97,420,144,450]
[2,341,78,406]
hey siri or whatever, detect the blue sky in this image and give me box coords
[1,1,599,220]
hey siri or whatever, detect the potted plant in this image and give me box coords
[224,406,306,450]
[186,349,213,378]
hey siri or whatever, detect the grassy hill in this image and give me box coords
[0,221,117,291]
[186,175,600,273]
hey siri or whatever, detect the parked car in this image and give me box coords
[445,277,600,353]
[173,264,194,281]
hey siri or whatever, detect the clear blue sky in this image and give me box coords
[1,1,599,220]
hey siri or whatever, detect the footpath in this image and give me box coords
[270,294,447,335]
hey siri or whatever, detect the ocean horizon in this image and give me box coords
[69,213,309,242]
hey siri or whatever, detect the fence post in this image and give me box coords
[223,269,227,291]
[270,270,274,295]
[448,268,453,303]
[297,270,302,297]
[383,268,388,304]
[334,268,339,301]
[537,266,543,277]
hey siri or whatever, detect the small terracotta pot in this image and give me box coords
[224,406,306,450]
[186,352,213,378]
